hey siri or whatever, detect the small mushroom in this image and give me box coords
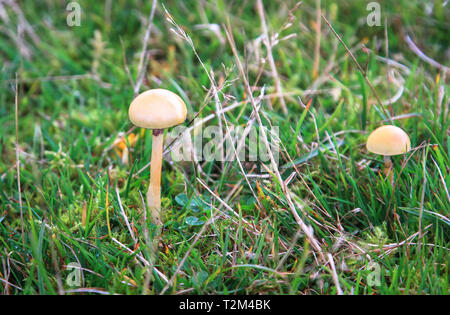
[366,125,410,183]
[129,89,187,224]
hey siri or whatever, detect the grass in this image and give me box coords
[0,0,448,295]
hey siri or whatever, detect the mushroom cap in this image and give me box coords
[366,125,411,156]
[128,89,187,129]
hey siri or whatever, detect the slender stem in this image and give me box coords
[147,129,164,225]
[383,155,394,186]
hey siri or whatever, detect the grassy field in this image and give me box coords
[0,0,448,295]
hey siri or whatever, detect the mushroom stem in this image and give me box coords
[383,155,394,185]
[147,129,164,225]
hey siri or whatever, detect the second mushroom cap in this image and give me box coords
[366,125,411,156]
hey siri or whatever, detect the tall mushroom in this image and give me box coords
[366,125,411,184]
[129,89,187,225]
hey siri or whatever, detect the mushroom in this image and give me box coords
[366,125,410,183]
[129,89,187,224]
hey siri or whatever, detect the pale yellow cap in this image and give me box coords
[366,125,411,156]
[128,89,187,129]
